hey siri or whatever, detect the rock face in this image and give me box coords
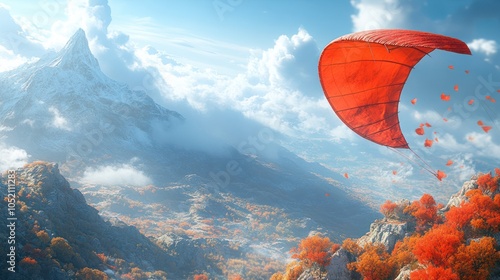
[443,176,478,211]
[326,248,355,279]
[357,219,408,252]
[394,265,411,280]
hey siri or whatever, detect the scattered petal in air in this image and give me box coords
[468,99,474,105]
[392,170,397,175]
[441,93,451,101]
[424,138,434,148]
[325,193,331,197]
[443,118,448,122]
[465,70,470,74]
[435,137,439,142]
[437,170,447,181]
[411,98,417,105]
[482,126,492,133]
[424,122,432,127]
[486,96,496,103]
[344,173,349,179]
[468,135,475,141]
[477,120,484,126]
[415,127,425,135]
[454,84,459,91]
[448,65,454,69]
[497,89,500,93]
[446,160,453,166]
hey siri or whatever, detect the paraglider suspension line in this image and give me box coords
[388,147,438,178]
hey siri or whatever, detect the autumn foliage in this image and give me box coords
[290,235,339,269]
[193,274,209,280]
[404,193,440,232]
[274,170,500,279]
[380,200,398,218]
[347,243,394,280]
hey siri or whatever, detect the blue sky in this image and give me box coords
[0,0,499,204]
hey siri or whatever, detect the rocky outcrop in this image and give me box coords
[394,265,411,280]
[325,248,355,279]
[357,219,408,252]
[443,176,478,211]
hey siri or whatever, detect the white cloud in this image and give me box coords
[445,153,476,182]
[413,110,443,124]
[135,28,333,140]
[0,143,30,171]
[466,131,500,159]
[48,106,71,131]
[468,38,498,56]
[350,0,406,31]
[81,164,152,186]
[438,133,470,152]
[330,124,356,142]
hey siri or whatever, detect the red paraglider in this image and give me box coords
[318,29,471,179]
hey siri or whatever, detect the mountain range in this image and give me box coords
[0,29,380,278]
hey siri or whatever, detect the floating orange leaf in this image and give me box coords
[482,126,492,133]
[424,138,434,148]
[448,65,454,69]
[486,96,496,103]
[415,127,425,135]
[344,173,349,179]
[453,84,458,91]
[446,160,453,166]
[436,170,447,181]
[477,120,484,126]
[468,135,475,141]
[434,137,439,142]
[441,93,451,101]
[468,99,474,105]
[443,118,448,122]
[392,170,397,175]
[325,193,331,197]
[465,70,469,74]
[424,122,432,127]
[411,98,417,105]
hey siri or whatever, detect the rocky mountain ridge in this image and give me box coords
[0,162,175,279]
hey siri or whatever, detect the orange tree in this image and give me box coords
[290,235,339,275]
[410,265,459,280]
[404,194,441,232]
[451,237,499,280]
[413,224,463,267]
[347,243,395,280]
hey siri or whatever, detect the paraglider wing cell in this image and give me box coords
[318,29,471,149]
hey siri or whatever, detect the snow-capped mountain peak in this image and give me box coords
[49,28,100,71]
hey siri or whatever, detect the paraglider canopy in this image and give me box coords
[319,29,471,149]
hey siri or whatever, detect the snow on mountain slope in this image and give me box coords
[0,28,182,163]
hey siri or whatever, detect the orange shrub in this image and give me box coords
[451,237,499,280]
[413,225,463,267]
[410,265,459,280]
[476,170,500,193]
[348,243,394,280]
[290,235,338,269]
[380,200,398,218]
